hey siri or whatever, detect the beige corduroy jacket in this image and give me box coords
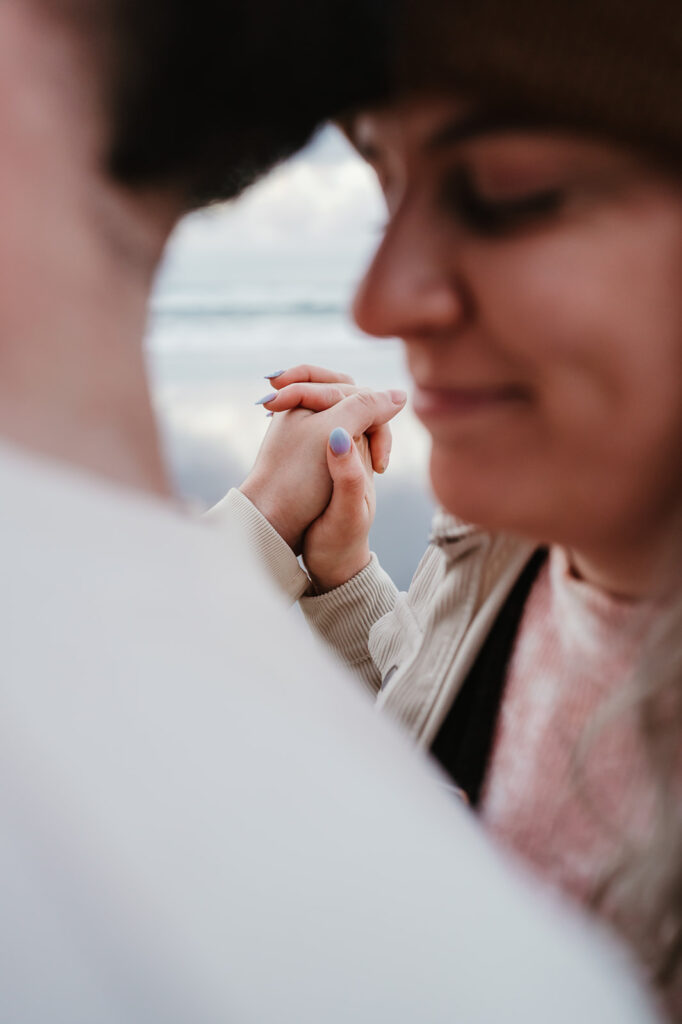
[206,489,536,748]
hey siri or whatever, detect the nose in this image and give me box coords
[352,197,469,340]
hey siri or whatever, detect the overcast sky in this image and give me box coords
[149,127,436,586]
[158,125,385,286]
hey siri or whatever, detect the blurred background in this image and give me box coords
[147,126,434,589]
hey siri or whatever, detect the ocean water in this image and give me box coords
[146,250,434,590]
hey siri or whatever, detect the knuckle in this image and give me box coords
[321,366,353,385]
[342,471,366,497]
[353,388,376,412]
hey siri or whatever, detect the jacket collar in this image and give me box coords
[429,508,481,544]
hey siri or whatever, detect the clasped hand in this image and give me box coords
[240,364,406,591]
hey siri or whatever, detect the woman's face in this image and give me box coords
[351,96,682,578]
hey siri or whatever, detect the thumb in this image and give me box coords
[324,427,371,535]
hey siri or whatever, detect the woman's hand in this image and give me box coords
[239,365,406,554]
[302,427,377,592]
[263,364,396,473]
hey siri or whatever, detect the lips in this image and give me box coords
[412,383,528,419]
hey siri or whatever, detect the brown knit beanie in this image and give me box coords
[393,0,682,170]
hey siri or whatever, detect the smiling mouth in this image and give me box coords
[412,384,529,419]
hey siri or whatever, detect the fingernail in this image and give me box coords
[329,427,352,456]
[265,370,284,379]
[265,411,274,418]
[255,392,277,405]
[378,454,390,474]
[388,389,407,404]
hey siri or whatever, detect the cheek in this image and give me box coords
[471,225,682,453]
[432,215,682,538]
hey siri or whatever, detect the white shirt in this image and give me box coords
[0,443,661,1023]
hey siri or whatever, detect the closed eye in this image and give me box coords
[442,167,565,236]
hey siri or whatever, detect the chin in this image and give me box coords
[429,446,525,535]
[429,449,485,526]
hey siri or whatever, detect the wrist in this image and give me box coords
[306,547,371,594]
[239,477,303,553]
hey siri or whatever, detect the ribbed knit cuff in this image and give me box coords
[203,489,310,604]
[300,553,399,668]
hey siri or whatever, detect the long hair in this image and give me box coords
[586,592,682,995]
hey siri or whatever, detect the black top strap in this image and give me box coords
[430,548,548,809]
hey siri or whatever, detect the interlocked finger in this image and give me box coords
[328,388,407,438]
[266,364,356,390]
[259,381,357,413]
[257,382,406,475]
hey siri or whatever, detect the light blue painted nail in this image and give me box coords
[329,427,352,456]
[265,370,285,379]
[255,392,277,406]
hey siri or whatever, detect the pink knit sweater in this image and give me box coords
[481,545,679,1017]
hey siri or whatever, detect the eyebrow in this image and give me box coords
[426,111,555,151]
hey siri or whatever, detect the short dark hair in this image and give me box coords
[101,0,392,206]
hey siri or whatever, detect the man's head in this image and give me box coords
[55,0,391,207]
[0,0,391,490]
